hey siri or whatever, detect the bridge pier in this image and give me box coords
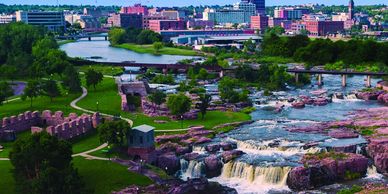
[88,36,91,41]
[341,74,347,87]
[105,36,108,41]
[295,73,299,84]
[365,75,371,87]
[162,68,168,75]
[317,74,323,86]
[219,70,224,78]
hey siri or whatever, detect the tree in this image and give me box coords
[197,68,208,80]
[108,28,127,45]
[198,94,211,119]
[97,120,131,148]
[167,93,192,118]
[243,38,256,53]
[148,90,166,112]
[22,80,41,107]
[62,65,82,93]
[153,42,163,53]
[0,81,13,105]
[85,69,103,91]
[42,80,60,102]
[9,132,85,194]
[136,30,162,44]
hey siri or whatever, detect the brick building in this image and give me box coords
[143,15,167,29]
[120,4,149,16]
[149,20,186,32]
[304,21,344,36]
[107,13,142,29]
[251,15,268,32]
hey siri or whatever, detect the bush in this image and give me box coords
[241,107,256,114]
[338,185,363,194]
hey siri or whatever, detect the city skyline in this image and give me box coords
[0,0,386,7]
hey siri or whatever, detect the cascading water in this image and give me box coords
[179,159,205,180]
[192,145,206,154]
[365,165,384,179]
[211,161,292,193]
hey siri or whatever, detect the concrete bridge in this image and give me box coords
[57,34,108,41]
[287,69,388,87]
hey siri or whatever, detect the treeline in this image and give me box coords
[262,33,388,70]
[108,28,162,45]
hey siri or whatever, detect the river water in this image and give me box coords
[190,75,387,193]
[60,37,196,64]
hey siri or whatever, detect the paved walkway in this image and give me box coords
[70,86,188,132]
[72,143,110,161]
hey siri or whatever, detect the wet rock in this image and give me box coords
[168,178,237,194]
[222,150,244,163]
[366,138,388,175]
[205,144,221,153]
[313,98,328,106]
[220,142,236,151]
[287,153,368,191]
[374,153,388,175]
[356,91,384,101]
[334,92,344,99]
[176,146,192,155]
[287,97,295,103]
[204,155,223,178]
[183,153,200,161]
[328,128,359,139]
[194,137,212,145]
[303,142,320,149]
[292,101,305,109]
[157,153,180,175]
[377,93,388,104]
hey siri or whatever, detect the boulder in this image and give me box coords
[377,93,388,104]
[205,144,221,153]
[220,142,236,151]
[204,155,223,178]
[356,91,384,101]
[313,98,328,106]
[366,138,388,174]
[374,153,388,175]
[222,150,244,163]
[194,137,212,145]
[287,153,369,191]
[183,153,200,161]
[176,146,192,155]
[292,101,305,109]
[157,153,180,175]
[328,128,359,139]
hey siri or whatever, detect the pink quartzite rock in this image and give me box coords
[222,150,244,163]
[287,153,368,191]
[328,128,359,139]
[366,138,388,175]
[156,153,180,175]
[377,93,388,104]
[204,155,223,178]
[205,144,221,153]
[292,101,305,109]
[220,142,237,151]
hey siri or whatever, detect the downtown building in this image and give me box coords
[0,14,16,24]
[203,1,257,24]
[120,4,149,16]
[242,0,265,15]
[16,11,65,31]
[107,13,143,29]
[149,20,186,32]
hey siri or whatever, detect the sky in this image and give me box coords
[0,0,386,7]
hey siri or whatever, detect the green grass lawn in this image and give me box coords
[73,157,152,194]
[76,65,124,76]
[58,39,76,46]
[0,161,16,194]
[71,131,101,154]
[0,93,82,119]
[77,77,251,131]
[116,43,199,56]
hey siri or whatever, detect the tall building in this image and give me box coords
[16,11,65,31]
[251,15,268,32]
[149,20,186,32]
[242,0,265,15]
[107,13,143,29]
[203,2,256,24]
[274,7,308,20]
[349,0,355,20]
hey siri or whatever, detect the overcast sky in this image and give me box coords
[0,0,386,6]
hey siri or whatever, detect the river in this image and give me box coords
[60,37,197,64]
[184,75,388,193]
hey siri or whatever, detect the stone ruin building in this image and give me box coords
[0,110,101,141]
[116,77,150,111]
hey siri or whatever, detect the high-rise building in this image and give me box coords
[121,4,149,16]
[203,2,256,24]
[251,15,268,32]
[348,0,355,20]
[16,11,65,31]
[242,0,265,15]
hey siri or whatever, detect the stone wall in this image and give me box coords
[1,110,101,141]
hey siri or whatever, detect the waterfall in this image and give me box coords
[346,94,358,100]
[192,145,206,154]
[365,165,383,179]
[235,140,322,156]
[356,145,362,154]
[221,161,291,186]
[179,159,205,180]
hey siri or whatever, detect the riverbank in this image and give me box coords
[115,43,200,56]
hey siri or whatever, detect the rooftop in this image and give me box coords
[133,124,155,133]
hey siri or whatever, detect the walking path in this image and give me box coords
[70,86,188,132]
[72,143,110,161]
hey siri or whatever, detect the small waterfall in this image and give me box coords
[192,145,206,154]
[346,94,358,100]
[366,165,383,179]
[180,159,205,180]
[356,145,362,154]
[221,161,291,186]
[236,140,322,156]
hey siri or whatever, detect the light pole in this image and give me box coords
[180,115,183,129]
[96,101,99,111]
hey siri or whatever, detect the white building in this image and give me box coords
[16,11,66,31]
[0,14,16,24]
[203,2,256,24]
[332,13,350,22]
